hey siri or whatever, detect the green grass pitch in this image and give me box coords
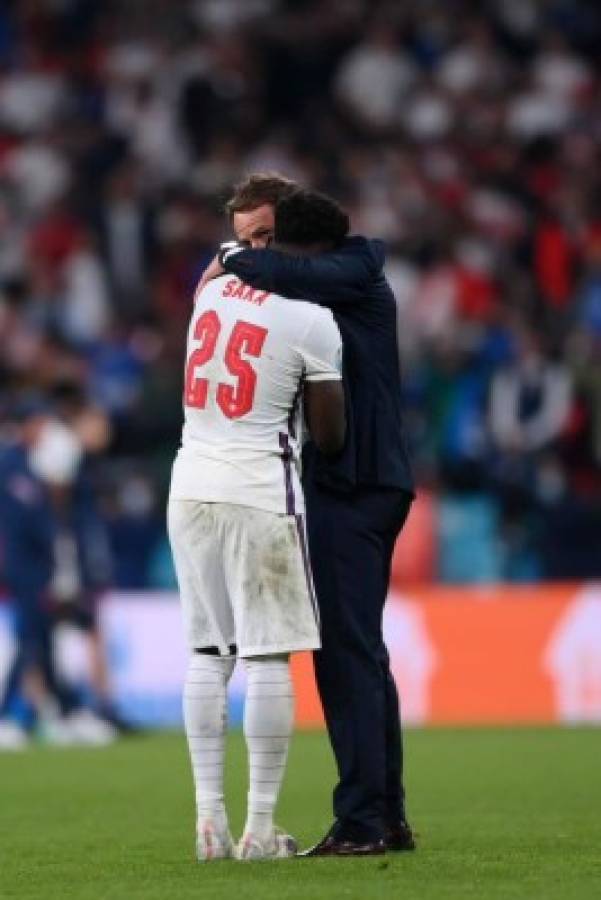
[1,727,600,900]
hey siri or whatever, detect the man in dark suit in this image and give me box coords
[200,178,415,856]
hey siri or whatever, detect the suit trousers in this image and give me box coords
[304,480,413,842]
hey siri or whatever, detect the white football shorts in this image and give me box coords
[167,499,320,657]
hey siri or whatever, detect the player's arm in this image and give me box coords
[218,238,380,307]
[304,380,345,457]
[299,310,346,457]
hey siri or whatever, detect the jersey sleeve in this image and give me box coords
[298,309,343,382]
[220,240,378,306]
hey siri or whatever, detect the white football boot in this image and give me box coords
[39,709,118,746]
[63,709,118,746]
[37,713,77,746]
[235,827,298,861]
[0,719,30,751]
[196,819,235,861]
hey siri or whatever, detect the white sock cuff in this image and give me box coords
[187,653,235,681]
[244,658,291,686]
[243,656,289,673]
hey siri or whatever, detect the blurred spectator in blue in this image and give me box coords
[0,398,117,749]
[488,324,574,579]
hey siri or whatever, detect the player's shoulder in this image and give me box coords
[195,273,230,303]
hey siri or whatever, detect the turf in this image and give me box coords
[0,727,599,900]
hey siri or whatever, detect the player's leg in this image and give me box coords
[223,505,320,860]
[168,499,237,860]
[183,650,235,858]
[237,653,297,859]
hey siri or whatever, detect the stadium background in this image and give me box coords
[0,0,600,729]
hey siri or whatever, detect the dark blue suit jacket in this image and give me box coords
[222,237,414,495]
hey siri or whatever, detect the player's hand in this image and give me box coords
[197,254,225,293]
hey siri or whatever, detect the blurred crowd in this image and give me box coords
[0,0,600,585]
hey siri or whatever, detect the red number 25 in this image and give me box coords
[184,310,267,419]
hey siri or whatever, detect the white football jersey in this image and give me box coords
[169,274,342,514]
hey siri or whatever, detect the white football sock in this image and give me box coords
[243,656,294,842]
[183,653,235,832]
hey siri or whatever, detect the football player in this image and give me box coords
[168,201,346,860]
